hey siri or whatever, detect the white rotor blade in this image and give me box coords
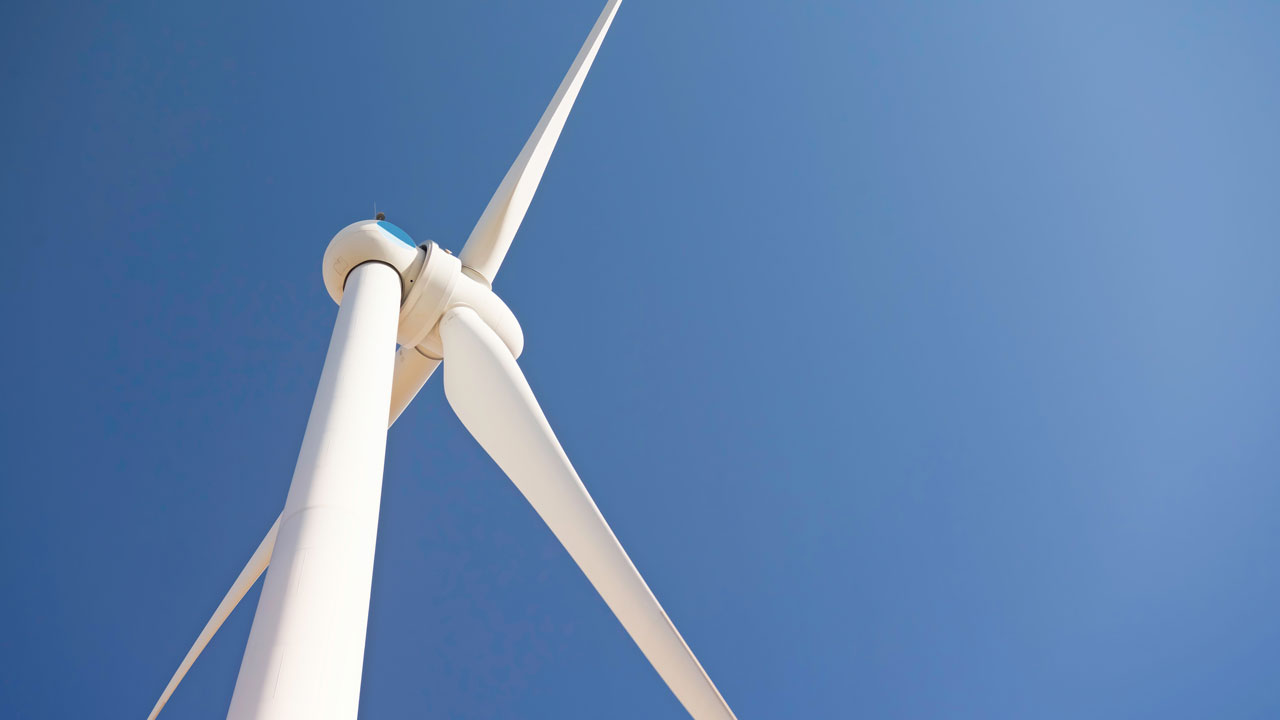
[388,345,441,425]
[438,307,736,720]
[458,0,623,285]
[146,516,280,720]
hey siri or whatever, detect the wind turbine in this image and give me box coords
[145,2,737,718]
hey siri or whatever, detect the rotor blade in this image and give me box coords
[438,307,735,720]
[146,516,280,720]
[458,0,623,285]
[388,345,441,425]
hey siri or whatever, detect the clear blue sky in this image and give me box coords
[3,1,1279,717]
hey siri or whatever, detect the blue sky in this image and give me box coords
[3,1,1280,717]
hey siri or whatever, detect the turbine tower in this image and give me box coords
[146,2,737,718]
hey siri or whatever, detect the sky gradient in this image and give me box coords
[3,1,1280,718]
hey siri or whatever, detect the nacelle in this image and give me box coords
[323,220,523,360]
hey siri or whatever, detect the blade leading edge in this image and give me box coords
[439,306,736,720]
[146,516,279,720]
[458,0,623,285]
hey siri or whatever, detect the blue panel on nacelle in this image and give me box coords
[376,221,416,248]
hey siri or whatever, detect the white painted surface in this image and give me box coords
[459,0,623,284]
[439,306,736,720]
[227,261,401,720]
